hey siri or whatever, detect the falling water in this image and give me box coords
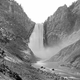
[29,24,61,60]
[29,24,80,63]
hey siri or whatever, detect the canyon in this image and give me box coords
[0,0,80,80]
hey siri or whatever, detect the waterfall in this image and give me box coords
[29,24,80,62]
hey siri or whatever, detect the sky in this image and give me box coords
[15,0,77,23]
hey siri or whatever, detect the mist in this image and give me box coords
[29,24,80,62]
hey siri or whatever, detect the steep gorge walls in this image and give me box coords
[29,0,80,62]
[0,0,37,64]
[29,24,64,61]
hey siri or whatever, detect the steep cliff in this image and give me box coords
[42,0,80,78]
[43,1,80,47]
[0,0,80,80]
[0,0,37,62]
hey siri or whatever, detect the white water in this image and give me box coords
[28,24,80,62]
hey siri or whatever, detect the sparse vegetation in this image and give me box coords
[0,0,79,80]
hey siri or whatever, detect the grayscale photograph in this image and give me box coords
[0,0,79,80]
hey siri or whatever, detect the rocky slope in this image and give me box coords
[0,0,68,80]
[0,0,37,62]
[43,0,80,47]
[43,0,80,62]
[29,0,80,79]
[0,0,42,80]
[0,0,80,80]
[41,0,80,78]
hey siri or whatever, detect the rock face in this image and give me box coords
[43,0,80,62]
[1,0,80,80]
[0,0,36,63]
[0,0,42,80]
[43,1,79,47]
[41,0,80,78]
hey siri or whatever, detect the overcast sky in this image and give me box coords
[15,0,77,23]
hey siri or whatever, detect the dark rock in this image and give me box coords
[52,69,54,71]
[0,0,37,64]
[41,66,44,68]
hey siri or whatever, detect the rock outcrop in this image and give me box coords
[0,0,37,63]
[1,0,80,80]
[43,1,80,47]
[42,0,80,78]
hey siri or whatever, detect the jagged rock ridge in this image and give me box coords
[41,0,80,78]
[0,0,80,80]
[43,1,80,47]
